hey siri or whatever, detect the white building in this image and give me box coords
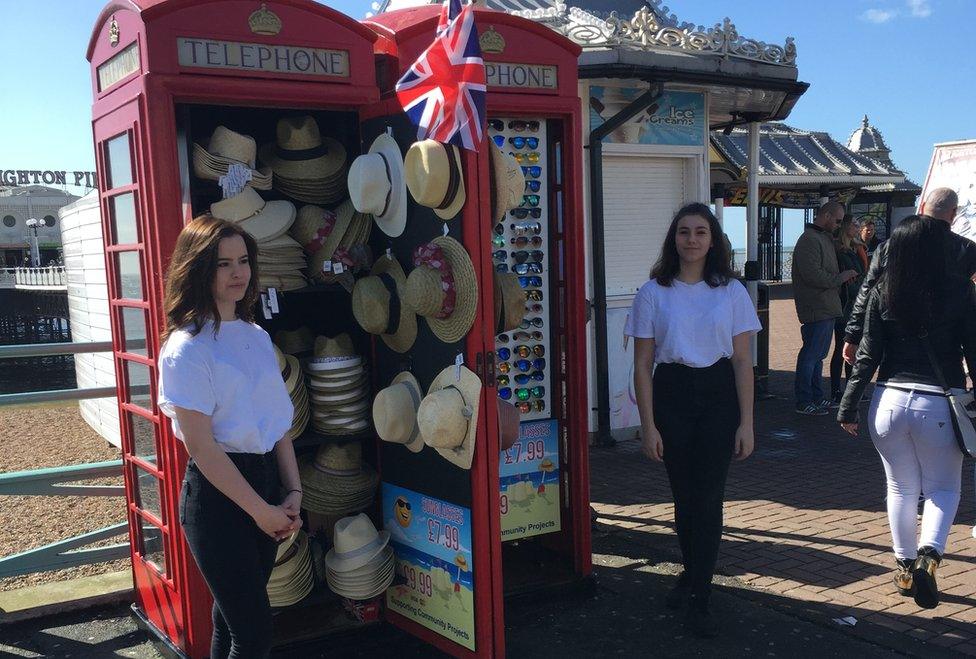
[0,185,79,266]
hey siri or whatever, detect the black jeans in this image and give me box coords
[829,326,853,397]
[180,451,280,659]
[653,359,739,603]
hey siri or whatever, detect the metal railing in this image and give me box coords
[0,340,129,579]
[0,266,67,290]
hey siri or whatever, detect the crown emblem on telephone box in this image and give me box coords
[109,15,120,46]
[249,3,282,35]
[479,26,505,54]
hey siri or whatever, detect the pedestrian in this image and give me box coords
[828,216,866,405]
[859,219,882,258]
[627,202,760,638]
[844,188,976,366]
[157,215,301,658]
[791,201,859,415]
[837,214,976,610]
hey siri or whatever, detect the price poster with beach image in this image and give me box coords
[500,419,561,541]
[382,484,475,651]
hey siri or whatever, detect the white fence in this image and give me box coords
[0,267,68,290]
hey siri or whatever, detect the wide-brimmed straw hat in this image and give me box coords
[304,334,363,375]
[290,204,351,269]
[300,443,379,514]
[404,140,466,220]
[259,115,348,182]
[373,372,424,453]
[493,272,526,334]
[275,327,315,355]
[403,236,477,344]
[349,133,407,237]
[352,256,416,353]
[192,126,272,190]
[325,513,391,573]
[489,141,525,223]
[210,187,296,243]
[418,365,482,470]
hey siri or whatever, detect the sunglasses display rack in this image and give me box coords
[489,117,551,422]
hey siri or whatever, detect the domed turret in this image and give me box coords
[848,115,892,166]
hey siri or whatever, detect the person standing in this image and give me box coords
[859,219,882,258]
[628,203,761,638]
[158,216,302,658]
[828,216,866,405]
[838,215,976,609]
[791,201,858,415]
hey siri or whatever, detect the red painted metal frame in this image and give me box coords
[363,9,589,658]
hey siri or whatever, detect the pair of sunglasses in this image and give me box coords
[511,208,542,220]
[513,152,540,165]
[514,370,545,384]
[520,316,545,329]
[512,236,543,247]
[524,289,544,301]
[509,136,539,149]
[521,166,542,179]
[518,276,543,288]
[521,195,540,207]
[517,400,546,413]
[496,347,512,361]
[515,344,545,358]
[514,329,542,340]
[488,119,505,132]
[510,120,540,132]
[491,134,506,147]
[515,357,546,372]
[497,361,511,374]
[525,180,542,193]
[492,234,506,247]
[515,386,545,400]
[495,263,510,273]
[514,262,543,275]
[492,223,505,236]
[492,249,507,261]
[497,333,510,343]
[497,374,510,386]
[513,249,544,262]
[511,222,542,236]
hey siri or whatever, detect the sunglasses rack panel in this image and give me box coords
[489,117,551,422]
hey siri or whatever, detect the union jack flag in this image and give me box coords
[395,0,486,151]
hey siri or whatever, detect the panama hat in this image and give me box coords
[304,334,363,375]
[489,141,525,223]
[210,187,296,243]
[404,140,466,220]
[259,115,347,181]
[493,272,526,334]
[373,372,424,453]
[300,443,379,513]
[349,133,407,237]
[403,236,478,344]
[325,513,391,573]
[418,365,482,470]
[498,400,520,451]
[192,126,273,190]
[352,256,416,353]
[275,327,315,355]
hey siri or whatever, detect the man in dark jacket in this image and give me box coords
[843,188,976,364]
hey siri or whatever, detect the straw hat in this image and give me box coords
[352,256,416,353]
[373,372,424,453]
[349,133,407,237]
[489,141,525,223]
[498,400,520,451]
[326,549,395,600]
[300,443,379,514]
[493,272,525,334]
[275,327,315,355]
[259,115,347,182]
[210,187,296,243]
[404,140,465,220]
[325,513,391,573]
[418,365,482,470]
[304,334,363,375]
[192,126,272,190]
[403,236,478,344]
[290,204,351,264]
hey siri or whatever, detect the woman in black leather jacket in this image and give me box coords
[837,215,976,610]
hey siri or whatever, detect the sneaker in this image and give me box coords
[795,403,829,416]
[684,599,719,638]
[665,572,692,610]
[894,557,915,596]
[913,546,941,609]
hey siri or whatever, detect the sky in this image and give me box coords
[2,0,972,248]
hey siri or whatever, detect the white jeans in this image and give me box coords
[869,385,963,559]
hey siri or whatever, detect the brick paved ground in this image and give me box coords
[591,283,976,655]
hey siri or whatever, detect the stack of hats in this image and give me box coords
[300,443,380,518]
[192,125,272,190]
[289,200,373,284]
[257,234,307,292]
[324,513,395,601]
[275,346,309,441]
[303,334,370,435]
[260,115,348,205]
[209,187,297,292]
[267,530,314,607]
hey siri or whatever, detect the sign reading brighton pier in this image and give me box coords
[1,170,97,188]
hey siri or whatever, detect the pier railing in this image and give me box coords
[0,340,131,578]
[0,266,68,291]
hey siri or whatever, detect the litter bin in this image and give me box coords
[755,282,770,397]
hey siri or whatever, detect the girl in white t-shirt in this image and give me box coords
[157,215,300,658]
[625,203,761,639]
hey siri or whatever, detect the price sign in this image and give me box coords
[499,419,561,541]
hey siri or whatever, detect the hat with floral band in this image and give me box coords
[402,236,477,344]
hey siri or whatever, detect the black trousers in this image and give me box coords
[829,326,853,397]
[180,451,280,659]
[653,359,739,601]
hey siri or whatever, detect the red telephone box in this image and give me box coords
[87,1,588,656]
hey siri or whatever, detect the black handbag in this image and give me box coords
[921,333,976,457]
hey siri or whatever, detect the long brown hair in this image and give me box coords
[651,202,733,287]
[161,214,259,343]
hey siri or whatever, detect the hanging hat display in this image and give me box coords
[300,443,380,516]
[404,140,466,221]
[192,126,273,190]
[493,272,526,334]
[259,115,349,204]
[372,372,425,453]
[289,202,356,282]
[348,133,407,238]
[351,256,416,353]
[489,141,525,223]
[324,513,395,600]
[418,365,482,470]
[402,236,477,344]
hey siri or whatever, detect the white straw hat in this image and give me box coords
[418,365,482,470]
[209,187,296,243]
[372,372,424,453]
[404,140,465,220]
[348,133,407,237]
[325,513,391,573]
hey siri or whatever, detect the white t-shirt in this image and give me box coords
[624,278,762,368]
[158,319,293,454]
